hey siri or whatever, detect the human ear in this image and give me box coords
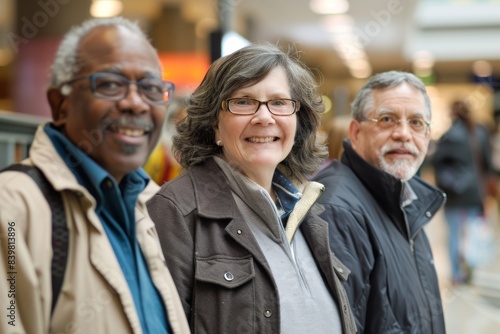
[348,119,361,149]
[212,121,220,141]
[47,88,68,127]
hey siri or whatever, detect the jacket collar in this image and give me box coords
[189,157,237,220]
[31,124,89,194]
[341,139,445,237]
[341,139,405,223]
[188,157,326,244]
[30,123,158,228]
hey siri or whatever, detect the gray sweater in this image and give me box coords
[215,157,342,334]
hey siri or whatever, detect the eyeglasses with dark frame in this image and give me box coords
[59,72,175,105]
[222,98,300,116]
[361,113,430,135]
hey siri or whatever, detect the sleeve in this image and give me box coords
[431,136,447,163]
[480,126,495,174]
[431,138,458,194]
[319,203,375,333]
[147,192,196,323]
[0,172,53,334]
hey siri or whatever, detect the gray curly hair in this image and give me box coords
[49,17,148,87]
[173,43,328,181]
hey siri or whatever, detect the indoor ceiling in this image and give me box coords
[3,0,500,88]
[150,0,500,85]
[238,0,500,83]
[0,0,498,119]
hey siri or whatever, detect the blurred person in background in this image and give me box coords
[314,71,446,333]
[147,43,356,334]
[432,99,496,285]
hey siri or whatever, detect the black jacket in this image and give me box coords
[314,140,446,334]
[432,119,493,209]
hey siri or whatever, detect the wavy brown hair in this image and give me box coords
[173,43,327,181]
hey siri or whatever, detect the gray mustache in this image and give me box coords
[101,117,154,133]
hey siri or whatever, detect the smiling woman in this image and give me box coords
[213,66,298,187]
[147,43,357,334]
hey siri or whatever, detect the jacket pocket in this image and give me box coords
[195,254,255,288]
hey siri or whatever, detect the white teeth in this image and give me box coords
[117,127,145,136]
[248,137,275,143]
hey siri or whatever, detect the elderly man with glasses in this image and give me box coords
[314,71,447,334]
[0,17,189,334]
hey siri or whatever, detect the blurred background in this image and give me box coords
[1,0,500,124]
[1,1,500,332]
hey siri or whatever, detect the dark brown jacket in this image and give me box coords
[147,157,356,334]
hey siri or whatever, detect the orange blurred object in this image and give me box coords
[158,52,210,95]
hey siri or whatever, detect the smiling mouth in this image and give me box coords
[115,126,148,137]
[103,119,154,137]
[247,137,277,143]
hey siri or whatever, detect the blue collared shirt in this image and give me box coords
[272,169,302,225]
[45,124,169,334]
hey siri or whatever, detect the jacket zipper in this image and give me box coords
[400,200,414,255]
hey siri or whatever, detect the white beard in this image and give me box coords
[378,143,421,181]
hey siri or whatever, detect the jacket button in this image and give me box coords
[425,211,431,217]
[237,229,242,235]
[264,310,272,318]
[224,272,234,281]
[337,267,344,274]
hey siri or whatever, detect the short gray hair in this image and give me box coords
[49,17,148,87]
[351,70,432,121]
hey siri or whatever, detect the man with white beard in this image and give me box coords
[314,71,447,334]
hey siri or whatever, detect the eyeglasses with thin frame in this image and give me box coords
[222,98,300,116]
[361,113,430,135]
[59,72,175,105]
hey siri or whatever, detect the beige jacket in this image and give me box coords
[0,124,190,334]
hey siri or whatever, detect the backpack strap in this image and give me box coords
[1,164,68,314]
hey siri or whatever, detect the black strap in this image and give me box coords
[1,164,68,313]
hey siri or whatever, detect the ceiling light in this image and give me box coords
[334,35,362,49]
[350,65,372,79]
[310,0,349,15]
[321,14,354,33]
[336,45,365,61]
[90,0,123,18]
[347,58,370,72]
[412,50,435,76]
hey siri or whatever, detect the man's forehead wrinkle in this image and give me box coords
[376,106,426,116]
